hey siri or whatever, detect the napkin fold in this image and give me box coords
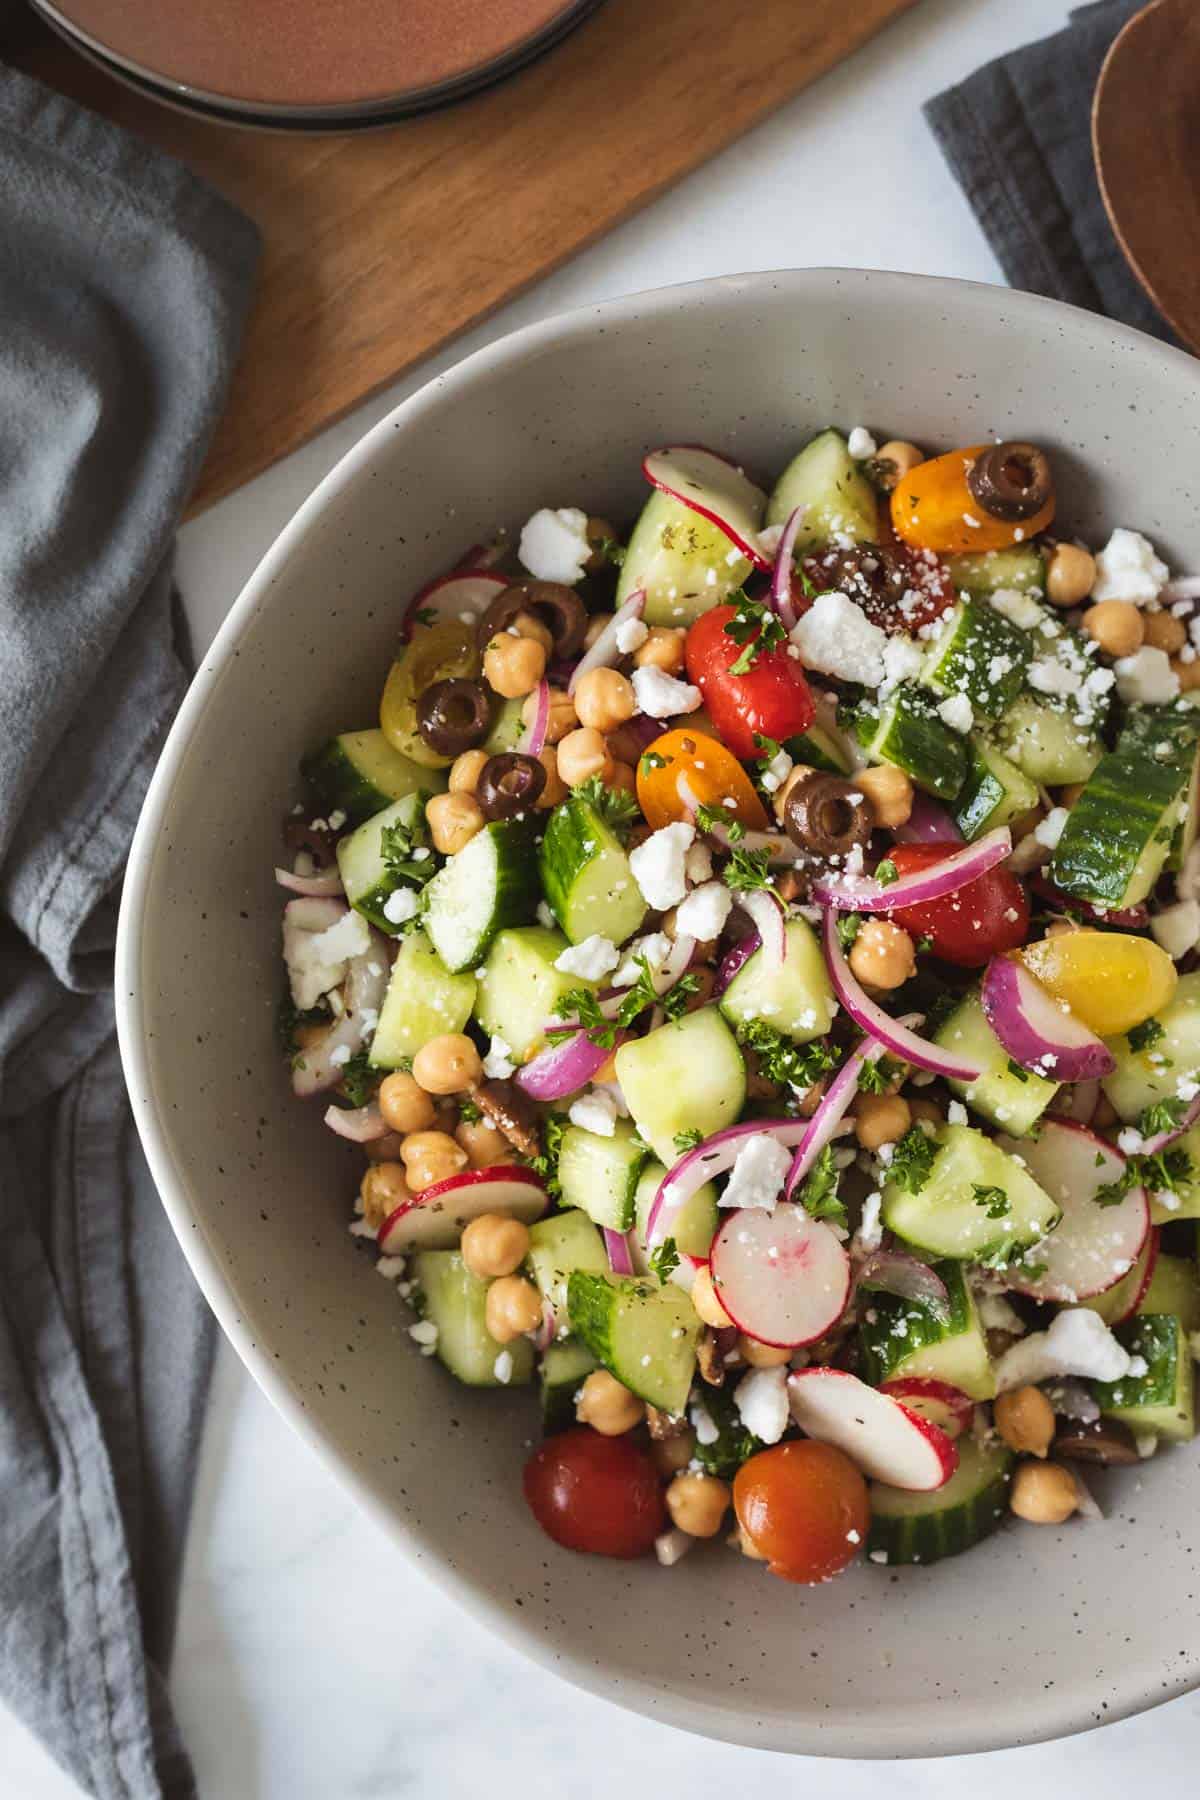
[0,64,259,1798]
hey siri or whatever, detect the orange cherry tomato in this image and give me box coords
[733,1440,870,1584]
[636,727,770,833]
[891,444,1055,554]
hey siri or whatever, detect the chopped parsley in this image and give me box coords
[648,1237,680,1283]
[972,1183,1011,1220]
[277,994,330,1057]
[411,605,437,627]
[549,986,618,1050]
[639,749,670,774]
[695,801,745,841]
[574,776,640,835]
[1097,1144,1193,1208]
[595,537,626,567]
[887,1125,938,1195]
[1138,1096,1186,1138]
[723,845,773,892]
[836,913,864,950]
[855,1054,901,1096]
[1127,1017,1165,1054]
[873,858,899,886]
[792,1144,847,1229]
[336,1049,378,1110]
[753,732,784,764]
[1006,1058,1031,1084]
[660,973,700,1023]
[673,1127,704,1153]
[458,1099,482,1125]
[380,810,438,886]
[550,955,694,1047]
[529,1113,568,1202]
[723,592,789,675]
[735,1020,840,1090]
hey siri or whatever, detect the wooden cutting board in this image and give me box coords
[20,0,918,515]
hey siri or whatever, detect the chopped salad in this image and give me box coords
[278,427,1200,1579]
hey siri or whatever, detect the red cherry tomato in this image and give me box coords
[800,544,957,636]
[887,843,1030,969]
[685,604,815,760]
[733,1441,869,1584]
[523,1427,666,1558]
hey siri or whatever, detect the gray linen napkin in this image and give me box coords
[0,65,259,1798]
[925,0,1181,347]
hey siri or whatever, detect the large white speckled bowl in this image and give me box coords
[116,270,1200,1757]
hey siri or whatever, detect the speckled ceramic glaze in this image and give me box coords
[116,271,1200,1757]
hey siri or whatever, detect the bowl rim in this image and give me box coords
[116,267,1200,1757]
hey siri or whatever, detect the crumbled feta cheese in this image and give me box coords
[684,841,714,885]
[482,1034,516,1079]
[1033,806,1069,851]
[327,809,347,831]
[1091,527,1169,607]
[855,1190,883,1253]
[329,1043,352,1068]
[690,1399,721,1446]
[946,1100,968,1126]
[936,694,973,734]
[382,886,420,926]
[518,506,590,584]
[1027,656,1078,699]
[1151,898,1200,961]
[629,821,695,911]
[879,634,925,697]
[283,906,371,1010]
[993,1308,1139,1391]
[868,1549,889,1565]
[791,592,888,685]
[974,1286,1026,1335]
[675,879,734,944]
[536,899,556,929]
[612,931,672,988]
[1113,646,1180,705]
[758,746,794,795]
[493,1350,514,1384]
[555,933,620,981]
[1118,1126,1146,1156]
[631,664,701,719]
[409,1319,439,1355]
[615,615,649,654]
[988,587,1045,630]
[568,1090,618,1137]
[734,1365,789,1444]
[719,1135,793,1213]
[847,426,877,460]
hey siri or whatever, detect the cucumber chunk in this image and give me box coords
[1148,1124,1200,1226]
[922,599,1030,719]
[1050,716,1195,909]
[412,1250,534,1387]
[476,926,599,1062]
[567,1271,701,1414]
[540,1338,597,1433]
[423,819,539,973]
[1102,971,1200,1122]
[1139,1253,1200,1333]
[766,428,879,551]
[617,489,751,628]
[538,796,647,947]
[867,1435,1013,1566]
[717,916,835,1043]
[527,1211,609,1320]
[934,991,1060,1135]
[854,683,969,801]
[614,1006,746,1165]
[336,791,437,934]
[369,929,476,1069]
[631,1161,719,1266]
[482,696,526,754]
[881,1123,1060,1262]
[786,720,855,775]
[945,546,1045,599]
[859,1259,996,1400]
[992,694,1103,787]
[557,1118,649,1232]
[1093,1313,1195,1441]
[952,738,1039,841]
[302,729,441,827]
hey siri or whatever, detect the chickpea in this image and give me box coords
[359,1161,410,1231]
[448,748,490,795]
[1082,599,1144,659]
[524,684,577,745]
[691,1264,732,1329]
[650,1431,696,1478]
[1173,656,1200,693]
[848,918,916,991]
[1143,610,1187,654]
[574,666,636,734]
[1009,1459,1079,1525]
[854,1092,912,1151]
[994,1385,1056,1459]
[485,1273,543,1344]
[575,1368,645,1435]
[426,791,485,856]
[483,631,547,699]
[511,609,554,654]
[378,1071,436,1135]
[872,439,925,488]
[557,726,614,787]
[1045,542,1097,608]
[412,1032,482,1096]
[400,1128,468,1192]
[633,627,687,674]
[665,1471,732,1538]
[854,763,914,829]
[737,1334,792,1369]
[535,745,568,809]
[584,613,614,651]
[364,1130,410,1163]
[455,1116,512,1169]
[460,1212,530,1280]
[608,760,637,795]
[585,514,620,573]
[907,1098,943,1129]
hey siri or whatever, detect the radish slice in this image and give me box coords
[981,955,1115,1082]
[645,1117,812,1254]
[377,1166,548,1254]
[1140,1090,1200,1156]
[855,1250,950,1320]
[516,1029,618,1102]
[517,679,550,756]
[813,826,1011,912]
[603,1228,635,1276]
[879,1377,973,1440]
[401,569,508,640]
[714,933,759,997]
[324,1101,387,1142]
[709,1204,851,1347]
[642,445,769,568]
[894,793,963,845]
[768,504,807,630]
[736,889,786,974]
[568,590,646,696]
[786,1367,958,1491]
[275,864,345,897]
[821,910,981,1081]
[1058,1078,1099,1124]
[784,1033,890,1198]
[1096,1227,1160,1324]
[995,1120,1149,1302]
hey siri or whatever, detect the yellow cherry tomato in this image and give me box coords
[1018,929,1177,1038]
[635,727,769,833]
[891,444,1056,555]
[380,620,479,769]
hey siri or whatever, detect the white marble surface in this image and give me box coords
[8,0,1200,1792]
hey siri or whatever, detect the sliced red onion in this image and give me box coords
[768,504,807,631]
[275,864,345,897]
[568,590,646,696]
[821,910,981,1081]
[894,793,963,845]
[516,1028,617,1102]
[603,1228,635,1276]
[677,775,798,866]
[532,1301,557,1354]
[291,924,390,1099]
[855,1249,951,1319]
[544,932,697,1033]
[644,1117,812,1253]
[1141,1090,1200,1156]
[784,1031,896,1198]
[1162,575,1200,601]
[1030,876,1149,930]
[517,678,550,756]
[736,889,786,974]
[813,825,1011,913]
[714,933,759,997]
[324,1101,388,1142]
[980,955,1115,1083]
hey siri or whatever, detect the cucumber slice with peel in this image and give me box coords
[369,929,476,1069]
[336,791,436,933]
[859,1259,996,1401]
[935,990,1059,1136]
[614,1006,745,1166]
[476,925,600,1062]
[1102,971,1200,1123]
[718,915,836,1043]
[922,599,1030,719]
[412,1250,534,1387]
[854,683,969,801]
[632,1161,718,1266]
[617,490,752,628]
[944,545,1045,599]
[992,695,1103,787]
[540,1338,597,1433]
[567,1271,701,1415]
[766,428,879,551]
[526,1210,608,1323]
[538,795,647,947]
[881,1123,1060,1262]
[423,819,539,973]
[867,1435,1013,1566]
[1093,1313,1195,1441]
[1138,1253,1200,1333]
[302,729,441,827]
[556,1118,649,1232]
[952,738,1038,841]
[1050,724,1193,909]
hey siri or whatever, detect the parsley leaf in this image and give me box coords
[691,1387,763,1481]
[673,1127,704,1153]
[595,537,626,568]
[836,913,863,950]
[336,1049,378,1110]
[735,1020,840,1090]
[551,955,695,1047]
[887,1125,938,1195]
[1098,1145,1193,1208]
[855,1054,901,1096]
[1006,1058,1030,1084]
[723,592,788,675]
[639,749,670,774]
[874,858,899,886]
[660,973,700,1023]
[648,1237,680,1283]
[723,845,773,892]
[277,994,330,1057]
[458,1099,482,1125]
[574,776,640,835]
[529,1114,569,1202]
[1139,1096,1186,1138]
[411,606,437,627]
[752,732,783,765]
[972,1182,1011,1219]
[379,810,439,887]
[1127,1018,1165,1053]
[792,1144,847,1228]
[695,801,745,841]
[548,987,618,1050]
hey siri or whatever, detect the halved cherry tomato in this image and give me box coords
[1019,928,1177,1037]
[733,1441,869,1584]
[891,444,1055,554]
[801,543,957,637]
[636,726,769,832]
[523,1427,665,1558]
[685,604,815,761]
[887,843,1030,968]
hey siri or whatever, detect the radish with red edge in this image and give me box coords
[855,1249,951,1319]
[879,1377,974,1441]
[1087,1226,1159,1325]
[377,1167,548,1254]
[708,1203,851,1348]
[981,955,1115,1082]
[786,1367,959,1491]
[400,570,508,640]
[995,1119,1149,1302]
[642,446,770,568]
[812,825,1011,912]
[1140,1090,1200,1155]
